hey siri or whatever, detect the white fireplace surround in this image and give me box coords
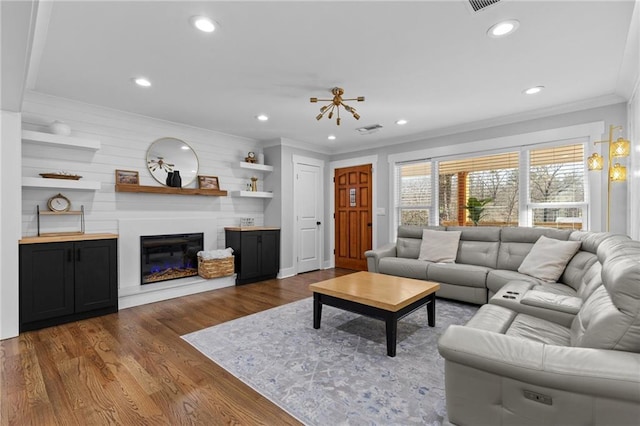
[118,218,234,309]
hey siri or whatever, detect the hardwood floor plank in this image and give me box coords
[0,268,356,425]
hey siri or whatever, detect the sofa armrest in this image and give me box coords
[364,243,396,272]
[520,290,582,314]
[438,325,640,402]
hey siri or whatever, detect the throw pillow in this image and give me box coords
[518,235,582,282]
[418,229,461,263]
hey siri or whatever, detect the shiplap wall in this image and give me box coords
[20,92,267,245]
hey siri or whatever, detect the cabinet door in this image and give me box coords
[74,239,118,313]
[239,232,262,279]
[260,230,280,276]
[20,242,74,323]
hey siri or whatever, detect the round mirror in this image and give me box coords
[146,137,199,186]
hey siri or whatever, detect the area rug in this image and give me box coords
[182,297,477,425]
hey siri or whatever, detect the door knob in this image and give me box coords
[317,221,322,225]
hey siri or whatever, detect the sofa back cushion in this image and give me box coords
[497,227,572,271]
[446,226,501,268]
[396,225,445,259]
[570,240,640,352]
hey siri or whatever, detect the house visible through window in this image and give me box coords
[395,161,431,226]
[392,141,588,232]
[439,152,519,227]
[528,144,586,230]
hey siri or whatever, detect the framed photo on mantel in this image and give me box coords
[115,169,139,185]
[198,175,219,190]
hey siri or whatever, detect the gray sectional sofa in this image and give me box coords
[365,225,617,305]
[365,226,640,425]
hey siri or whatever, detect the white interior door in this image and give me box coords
[295,161,322,273]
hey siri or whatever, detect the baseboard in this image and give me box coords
[119,275,236,309]
[277,267,297,279]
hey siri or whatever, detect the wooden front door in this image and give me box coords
[334,164,373,270]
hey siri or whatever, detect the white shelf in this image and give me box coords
[239,162,273,172]
[22,130,101,151]
[22,177,102,190]
[230,190,274,199]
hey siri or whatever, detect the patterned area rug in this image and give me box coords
[182,297,477,425]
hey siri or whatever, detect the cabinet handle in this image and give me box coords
[67,249,72,262]
[76,248,81,262]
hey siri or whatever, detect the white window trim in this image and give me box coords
[388,121,605,234]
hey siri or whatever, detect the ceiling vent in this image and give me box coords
[468,0,501,12]
[356,124,383,135]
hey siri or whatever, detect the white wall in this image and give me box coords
[19,92,269,309]
[0,111,22,339]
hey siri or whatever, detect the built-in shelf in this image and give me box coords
[239,162,274,172]
[229,190,274,199]
[115,184,227,196]
[22,130,101,151]
[22,177,102,190]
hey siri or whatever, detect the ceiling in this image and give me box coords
[25,1,637,154]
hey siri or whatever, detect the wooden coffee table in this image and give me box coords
[309,271,440,357]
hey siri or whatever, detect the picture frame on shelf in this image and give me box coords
[198,175,220,190]
[115,169,140,185]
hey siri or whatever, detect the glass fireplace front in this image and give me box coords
[140,233,203,285]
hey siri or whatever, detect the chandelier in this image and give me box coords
[310,87,365,125]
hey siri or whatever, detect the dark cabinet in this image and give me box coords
[225,228,280,285]
[20,238,118,331]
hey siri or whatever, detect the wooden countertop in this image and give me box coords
[20,233,119,244]
[224,226,281,231]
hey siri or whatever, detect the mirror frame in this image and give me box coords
[146,137,199,186]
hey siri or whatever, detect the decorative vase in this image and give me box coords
[251,176,258,192]
[166,172,174,186]
[48,120,71,136]
[171,170,182,188]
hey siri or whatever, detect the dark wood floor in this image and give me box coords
[0,268,356,425]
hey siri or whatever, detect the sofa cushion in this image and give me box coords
[506,313,571,346]
[465,304,516,333]
[560,250,598,291]
[446,226,501,268]
[497,227,571,271]
[517,236,581,282]
[418,229,461,263]
[397,237,422,259]
[427,263,491,288]
[378,257,428,280]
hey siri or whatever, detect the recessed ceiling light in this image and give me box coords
[133,77,151,87]
[524,86,544,95]
[487,19,520,38]
[191,16,216,33]
[181,145,190,150]
[327,135,336,140]
[396,119,408,125]
[256,114,269,121]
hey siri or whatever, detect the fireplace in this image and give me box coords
[140,233,204,285]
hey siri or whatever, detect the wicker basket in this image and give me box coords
[198,255,235,279]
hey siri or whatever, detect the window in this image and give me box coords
[391,139,590,232]
[395,161,431,227]
[439,152,519,226]
[528,144,586,230]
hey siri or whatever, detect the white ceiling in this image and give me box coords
[26,0,637,154]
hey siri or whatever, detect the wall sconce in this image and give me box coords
[587,124,630,231]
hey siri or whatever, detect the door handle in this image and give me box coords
[76,248,81,262]
[316,221,322,225]
[367,223,372,227]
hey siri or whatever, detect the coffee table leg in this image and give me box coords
[427,295,436,327]
[313,293,322,329]
[385,314,397,357]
